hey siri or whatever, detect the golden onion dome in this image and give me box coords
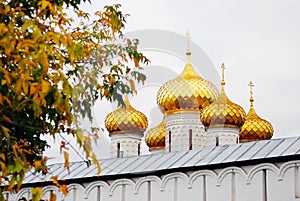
[145,118,166,150]
[157,59,219,114]
[239,81,273,142]
[104,95,148,135]
[201,64,246,128]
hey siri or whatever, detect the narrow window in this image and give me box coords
[122,184,126,201]
[147,181,151,201]
[295,166,300,198]
[138,143,141,156]
[203,175,207,201]
[216,136,219,146]
[174,177,178,201]
[189,129,192,150]
[5,192,9,201]
[262,169,267,201]
[231,172,236,201]
[97,186,101,201]
[169,131,172,152]
[117,142,121,158]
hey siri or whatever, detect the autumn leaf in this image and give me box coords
[63,151,70,173]
[92,153,101,175]
[51,176,68,195]
[32,187,43,201]
[51,176,59,186]
[128,79,137,94]
[50,192,57,201]
[59,184,69,195]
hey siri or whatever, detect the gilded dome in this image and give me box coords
[105,95,148,135]
[145,118,166,150]
[239,81,273,142]
[157,62,219,114]
[201,64,246,129]
[239,104,273,142]
[201,86,246,129]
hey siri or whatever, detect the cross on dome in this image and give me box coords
[185,31,191,49]
[248,81,254,104]
[221,63,226,85]
[185,31,191,62]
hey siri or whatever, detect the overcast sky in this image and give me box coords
[45,0,300,162]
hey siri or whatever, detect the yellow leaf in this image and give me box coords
[50,193,57,201]
[66,34,72,46]
[39,0,51,11]
[109,76,115,85]
[0,153,6,171]
[30,83,38,96]
[59,185,68,195]
[4,5,10,14]
[92,153,101,175]
[0,153,5,161]
[32,187,43,201]
[3,71,11,86]
[51,176,59,186]
[63,151,70,172]
[42,80,50,94]
[22,81,29,95]
[0,161,6,171]
[40,52,49,72]
[133,57,140,68]
[15,79,22,94]
[104,87,109,96]
[1,125,10,138]
[128,79,137,94]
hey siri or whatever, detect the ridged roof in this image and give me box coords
[15,136,300,185]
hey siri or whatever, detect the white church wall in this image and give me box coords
[5,160,300,201]
[206,127,239,147]
[110,133,142,158]
[166,112,206,152]
[268,163,299,201]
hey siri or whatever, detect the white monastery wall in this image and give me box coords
[5,160,300,201]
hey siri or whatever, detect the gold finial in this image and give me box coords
[185,31,191,49]
[221,63,226,86]
[248,81,254,104]
[185,31,191,62]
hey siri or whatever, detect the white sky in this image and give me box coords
[45,0,300,163]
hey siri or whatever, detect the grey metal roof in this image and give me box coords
[20,136,300,185]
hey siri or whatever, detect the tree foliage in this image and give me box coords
[0,0,148,199]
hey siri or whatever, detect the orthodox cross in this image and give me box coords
[185,31,192,62]
[221,63,226,85]
[248,81,254,103]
